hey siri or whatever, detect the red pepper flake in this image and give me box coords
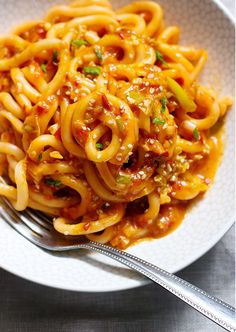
[144,155,156,168]
[114,108,122,116]
[175,77,184,86]
[54,128,61,140]
[160,151,169,157]
[76,127,89,144]
[37,23,46,36]
[83,222,90,231]
[22,23,46,42]
[144,132,159,140]
[130,104,140,116]
[74,80,81,87]
[116,47,124,61]
[36,104,48,115]
[140,11,152,22]
[97,27,107,38]
[101,94,112,111]
[171,182,182,192]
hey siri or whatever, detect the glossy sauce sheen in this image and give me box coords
[112,132,223,248]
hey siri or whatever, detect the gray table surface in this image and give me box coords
[0,1,235,331]
[0,225,234,332]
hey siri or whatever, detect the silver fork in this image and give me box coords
[0,197,235,332]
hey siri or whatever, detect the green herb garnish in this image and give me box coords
[44,178,61,187]
[72,39,88,47]
[94,47,103,61]
[52,51,58,65]
[38,153,42,161]
[84,66,101,76]
[96,143,103,150]
[193,127,199,141]
[41,63,47,73]
[167,77,196,113]
[155,50,168,65]
[152,117,165,126]
[116,175,131,185]
[161,97,167,113]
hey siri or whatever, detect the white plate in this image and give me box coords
[0,0,234,292]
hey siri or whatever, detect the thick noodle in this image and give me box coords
[0,0,232,249]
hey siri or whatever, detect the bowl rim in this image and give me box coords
[0,0,235,292]
[213,0,235,23]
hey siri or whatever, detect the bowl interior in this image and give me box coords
[0,0,234,291]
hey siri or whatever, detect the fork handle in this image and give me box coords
[80,241,235,332]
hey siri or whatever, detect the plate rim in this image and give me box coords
[0,217,234,293]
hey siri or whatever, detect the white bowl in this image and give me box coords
[0,0,234,292]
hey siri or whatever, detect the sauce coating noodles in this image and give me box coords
[0,0,232,248]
